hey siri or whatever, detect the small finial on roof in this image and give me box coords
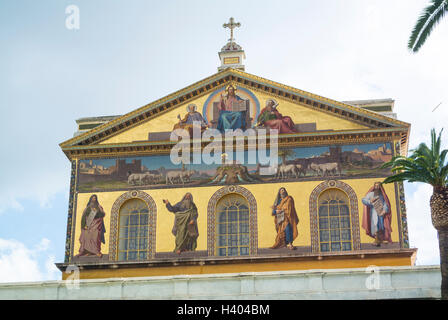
[218,17,246,72]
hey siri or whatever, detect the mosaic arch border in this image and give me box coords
[108,190,157,261]
[309,180,361,253]
[207,185,258,256]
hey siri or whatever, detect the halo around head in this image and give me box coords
[225,83,237,93]
[187,103,197,112]
[266,98,279,109]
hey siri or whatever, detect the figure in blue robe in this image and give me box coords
[217,85,246,132]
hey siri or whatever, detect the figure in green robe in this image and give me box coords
[163,193,199,254]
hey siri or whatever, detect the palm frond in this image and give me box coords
[408,0,448,53]
[382,129,448,187]
[383,171,433,184]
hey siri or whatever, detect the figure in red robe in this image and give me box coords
[77,194,106,257]
[256,99,297,134]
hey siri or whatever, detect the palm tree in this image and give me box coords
[278,149,296,165]
[408,0,448,53]
[381,129,448,299]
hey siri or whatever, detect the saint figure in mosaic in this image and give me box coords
[270,187,299,250]
[77,194,106,258]
[163,193,199,254]
[362,182,392,246]
[173,103,208,137]
[256,99,297,134]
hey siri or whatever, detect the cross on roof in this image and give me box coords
[223,17,241,42]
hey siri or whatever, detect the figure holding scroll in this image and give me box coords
[362,182,392,246]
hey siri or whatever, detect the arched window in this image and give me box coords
[118,198,151,261]
[215,193,250,257]
[318,189,352,252]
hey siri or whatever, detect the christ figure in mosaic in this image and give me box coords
[163,193,199,254]
[217,84,246,132]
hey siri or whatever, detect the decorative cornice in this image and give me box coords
[55,248,418,272]
[62,128,407,160]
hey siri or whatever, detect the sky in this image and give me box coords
[0,0,447,283]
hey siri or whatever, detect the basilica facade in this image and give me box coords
[57,19,415,280]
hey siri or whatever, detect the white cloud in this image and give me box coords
[44,255,60,280]
[406,182,440,266]
[0,238,59,283]
[34,238,51,252]
[0,169,68,215]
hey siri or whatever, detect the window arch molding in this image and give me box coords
[109,190,157,261]
[309,180,361,252]
[207,185,258,256]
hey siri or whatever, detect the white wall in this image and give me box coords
[0,265,441,300]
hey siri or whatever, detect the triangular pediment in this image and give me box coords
[60,68,410,152]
